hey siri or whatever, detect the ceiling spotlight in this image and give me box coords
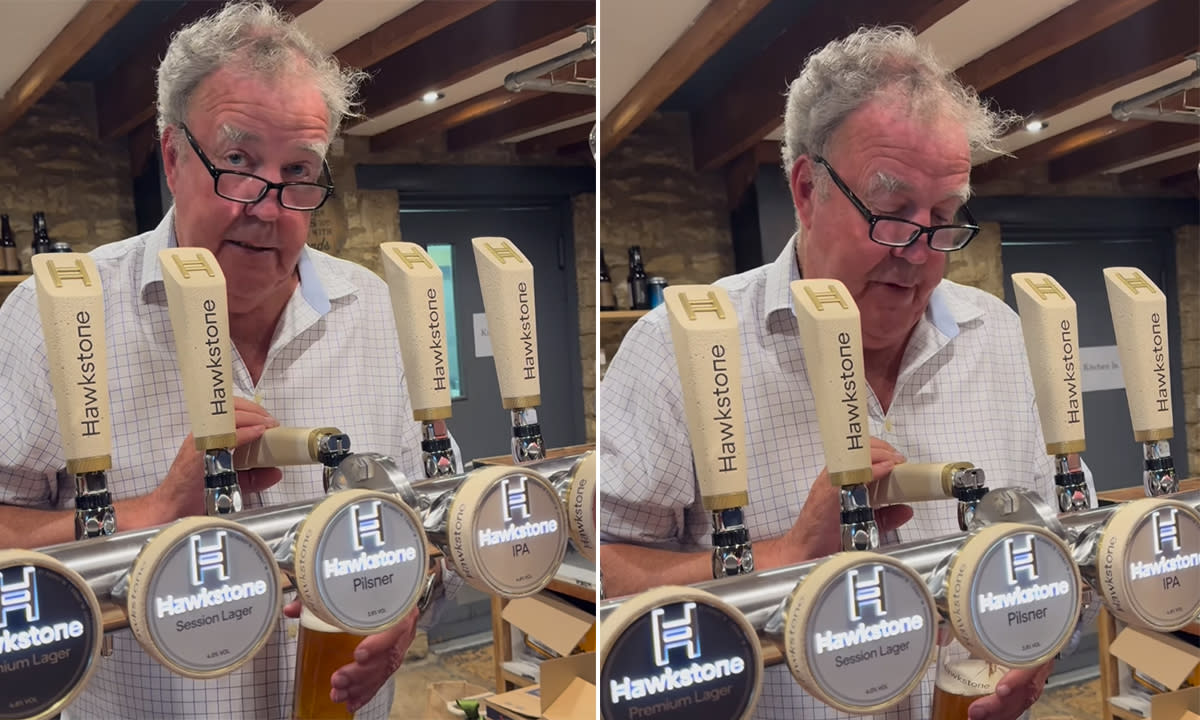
[1026,120,1048,132]
[421,91,444,104]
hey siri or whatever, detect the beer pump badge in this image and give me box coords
[296,490,428,633]
[449,466,567,597]
[1099,499,1200,632]
[948,524,1081,668]
[127,517,282,678]
[600,587,762,720]
[784,553,936,713]
[0,551,102,720]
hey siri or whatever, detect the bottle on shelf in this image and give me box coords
[599,249,616,311]
[1,214,16,275]
[627,245,650,311]
[31,212,51,256]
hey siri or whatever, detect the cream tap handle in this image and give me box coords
[380,242,452,421]
[233,427,342,469]
[472,237,540,409]
[665,285,749,511]
[32,254,113,476]
[873,462,975,504]
[159,248,236,451]
[1013,272,1086,455]
[790,279,872,487]
[1104,267,1173,442]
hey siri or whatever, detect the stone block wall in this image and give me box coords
[1178,225,1200,476]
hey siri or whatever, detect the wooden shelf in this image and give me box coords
[1107,700,1143,720]
[600,310,648,321]
[0,274,30,288]
[1096,477,1200,505]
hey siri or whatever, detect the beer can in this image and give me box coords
[647,277,667,308]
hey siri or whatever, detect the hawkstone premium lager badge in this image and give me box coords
[783,552,936,714]
[600,587,762,720]
[295,490,428,633]
[126,517,282,678]
[0,551,103,720]
[948,523,1082,668]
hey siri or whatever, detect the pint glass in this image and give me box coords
[930,634,1009,720]
[292,607,362,720]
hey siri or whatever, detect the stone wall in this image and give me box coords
[945,221,1003,298]
[0,83,136,270]
[1178,225,1200,476]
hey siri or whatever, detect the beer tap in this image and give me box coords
[233,426,351,491]
[875,462,989,531]
[472,237,544,463]
[380,242,457,477]
[1104,267,1178,496]
[32,254,117,539]
[159,248,240,515]
[1013,272,1091,512]
[663,285,754,578]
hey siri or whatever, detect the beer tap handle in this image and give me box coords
[159,248,240,515]
[32,253,116,538]
[1013,272,1090,511]
[472,237,544,463]
[1103,267,1177,496]
[664,285,754,577]
[791,279,877,550]
[876,461,987,531]
[233,427,350,469]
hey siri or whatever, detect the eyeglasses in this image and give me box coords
[811,155,979,252]
[179,123,334,211]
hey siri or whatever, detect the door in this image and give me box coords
[398,203,587,466]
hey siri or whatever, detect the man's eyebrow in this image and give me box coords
[869,171,971,205]
[217,124,326,160]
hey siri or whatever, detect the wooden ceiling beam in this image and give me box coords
[514,121,593,155]
[445,92,593,152]
[95,0,324,140]
[983,0,1200,123]
[356,1,594,126]
[599,0,773,157]
[0,0,139,136]
[1117,152,1199,186]
[1048,122,1199,183]
[690,0,970,172]
[956,0,1159,92]
[335,0,497,70]
[971,115,1150,184]
[369,87,545,152]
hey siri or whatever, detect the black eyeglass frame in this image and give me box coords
[811,155,980,252]
[179,123,335,212]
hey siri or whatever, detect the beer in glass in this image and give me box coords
[293,608,362,720]
[930,635,1008,720]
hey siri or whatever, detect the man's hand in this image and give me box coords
[149,397,283,522]
[967,661,1053,720]
[283,599,419,714]
[769,437,914,565]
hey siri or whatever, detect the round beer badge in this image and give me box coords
[784,552,936,713]
[446,466,567,598]
[599,587,762,720]
[295,490,428,634]
[1098,498,1200,632]
[126,517,282,678]
[948,523,1081,668]
[0,550,103,720]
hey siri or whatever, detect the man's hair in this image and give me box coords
[156,0,368,149]
[780,25,1015,179]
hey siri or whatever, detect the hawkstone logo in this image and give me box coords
[0,566,86,656]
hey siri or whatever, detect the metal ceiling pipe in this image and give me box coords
[1111,58,1200,122]
[1113,108,1200,125]
[598,489,1200,629]
[504,39,596,94]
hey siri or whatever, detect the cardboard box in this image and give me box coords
[481,653,596,720]
[483,685,541,720]
[502,593,596,658]
[1110,627,1200,693]
[1149,687,1200,720]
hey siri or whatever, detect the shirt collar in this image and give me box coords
[762,234,802,323]
[139,206,350,316]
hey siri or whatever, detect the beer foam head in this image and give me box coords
[299,606,342,633]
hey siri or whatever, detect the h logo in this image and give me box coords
[47,259,93,288]
[678,291,726,321]
[391,246,433,270]
[803,285,849,311]
[848,566,886,621]
[1154,509,1180,555]
[0,567,38,629]
[482,241,524,265]
[351,501,386,550]
[172,253,216,279]
[1115,271,1157,296]
[501,477,530,523]
[1005,536,1039,584]
[650,602,701,667]
[1023,277,1065,302]
[190,531,231,586]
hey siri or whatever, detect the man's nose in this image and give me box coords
[891,237,931,265]
[242,189,283,222]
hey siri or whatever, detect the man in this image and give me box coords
[599,26,1091,720]
[0,3,425,717]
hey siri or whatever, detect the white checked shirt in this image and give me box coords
[0,208,425,719]
[599,238,1092,720]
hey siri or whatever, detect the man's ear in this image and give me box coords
[160,126,180,196]
[790,156,817,231]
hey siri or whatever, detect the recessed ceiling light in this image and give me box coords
[1026,120,1048,132]
[421,91,444,104]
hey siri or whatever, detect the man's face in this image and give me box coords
[791,97,971,352]
[162,65,330,314]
